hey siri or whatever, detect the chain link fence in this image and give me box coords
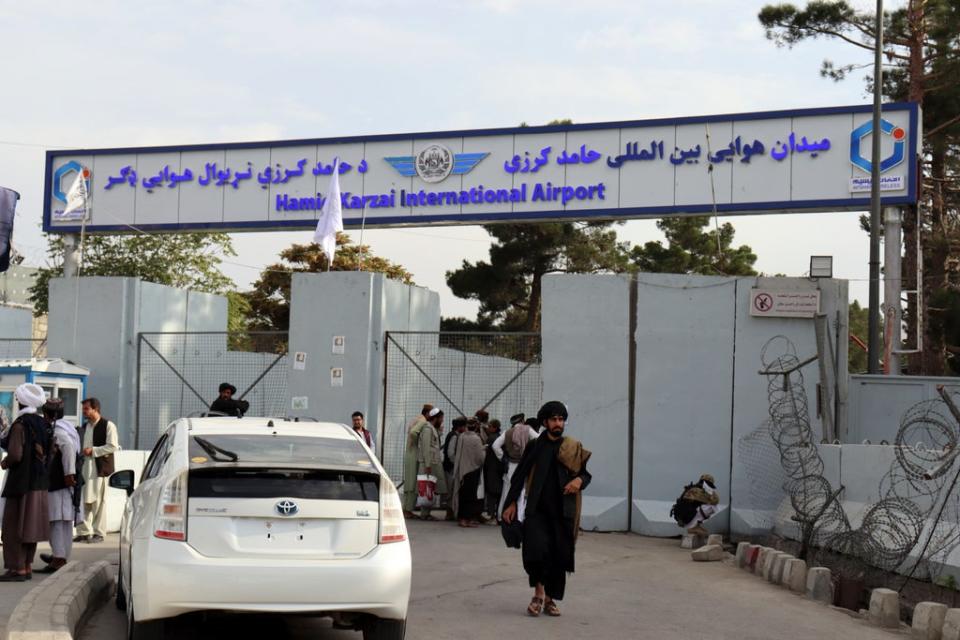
[0,338,47,359]
[381,331,542,483]
[136,331,288,448]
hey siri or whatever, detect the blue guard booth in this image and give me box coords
[0,358,90,426]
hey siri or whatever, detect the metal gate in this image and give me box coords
[136,331,289,448]
[380,331,541,482]
[0,338,47,359]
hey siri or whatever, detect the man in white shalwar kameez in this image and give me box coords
[74,398,118,543]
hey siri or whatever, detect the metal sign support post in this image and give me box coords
[884,207,903,374]
[62,233,81,278]
[867,0,885,374]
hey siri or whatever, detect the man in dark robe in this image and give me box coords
[502,401,591,618]
[209,383,249,417]
[0,383,52,581]
[482,419,503,521]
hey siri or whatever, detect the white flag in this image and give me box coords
[314,158,343,266]
[62,166,91,220]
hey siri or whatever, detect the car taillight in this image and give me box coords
[154,470,188,541]
[379,475,407,544]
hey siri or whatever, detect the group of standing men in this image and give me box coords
[400,404,503,526]
[0,383,118,581]
[400,400,592,618]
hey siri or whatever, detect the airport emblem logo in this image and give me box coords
[384,145,488,183]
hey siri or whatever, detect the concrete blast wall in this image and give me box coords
[48,277,226,449]
[287,272,440,443]
[847,374,960,445]
[540,272,849,536]
[0,306,33,340]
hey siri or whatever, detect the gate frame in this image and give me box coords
[134,330,289,448]
[380,329,541,478]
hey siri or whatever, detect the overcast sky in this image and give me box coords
[0,0,898,318]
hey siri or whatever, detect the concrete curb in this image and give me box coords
[5,560,113,640]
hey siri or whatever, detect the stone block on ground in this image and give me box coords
[680,534,705,549]
[771,553,794,584]
[806,567,833,605]
[786,559,807,593]
[781,558,794,588]
[784,558,807,593]
[763,551,784,581]
[691,544,725,562]
[707,534,723,547]
[735,542,750,569]
[868,588,900,628]
[912,601,947,639]
[941,608,960,640]
[747,545,761,572]
[754,547,771,575]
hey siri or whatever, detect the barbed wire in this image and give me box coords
[741,336,960,582]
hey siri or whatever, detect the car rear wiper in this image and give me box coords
[193,437,239,462]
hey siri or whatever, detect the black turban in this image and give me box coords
[219,382,237,394]
[537,400,568,425]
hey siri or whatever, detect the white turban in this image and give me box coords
[428,407,442,418]
[15,383,46,416]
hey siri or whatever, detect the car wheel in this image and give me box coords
[115,567,126,611]
[362,617,406,640]
[125,574,165,640]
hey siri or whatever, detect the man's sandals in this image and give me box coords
[527,597,543,616]
[527,597,561,617]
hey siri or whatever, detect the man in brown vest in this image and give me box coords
[73,398,118,544]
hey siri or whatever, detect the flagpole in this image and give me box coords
[357,208,367,272]
[71,174,89,353]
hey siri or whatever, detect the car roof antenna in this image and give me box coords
[266,419,274,428]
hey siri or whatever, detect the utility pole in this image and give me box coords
[867,0,884,374]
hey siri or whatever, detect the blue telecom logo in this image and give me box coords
[850,118,906,173]
[52,161,89,203]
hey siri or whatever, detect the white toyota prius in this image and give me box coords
[110,416,411,640]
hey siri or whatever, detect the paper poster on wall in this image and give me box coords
[331,367,344,387]
[292,396,308,410]
[332,336,345,355]
[293,351,307,370]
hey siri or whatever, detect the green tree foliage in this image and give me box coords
[445,222,629,332]
[629,216,758,276]
[848,300,869,373]
[445,119,759,332]
[28,233,235,316]
[245,233,414,331]
[446,217,758,331]
[759,0,960,374]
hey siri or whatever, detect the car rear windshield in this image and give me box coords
[189,434,373,468]
[189,468,380,501]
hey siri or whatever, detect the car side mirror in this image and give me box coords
[109,469,135,497]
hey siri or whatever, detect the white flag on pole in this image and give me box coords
[314,158,343,266]
[62,166,91,220]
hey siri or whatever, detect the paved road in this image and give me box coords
[0,535,118,639]
[79,522,900,639]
